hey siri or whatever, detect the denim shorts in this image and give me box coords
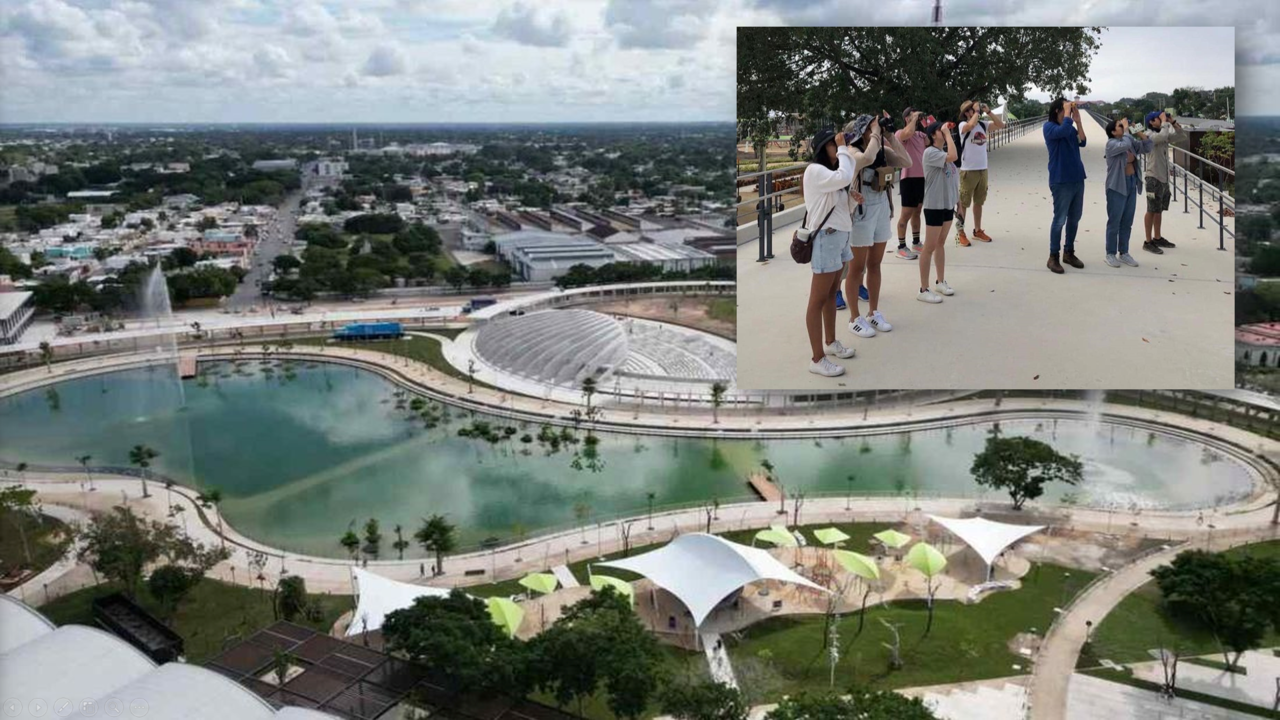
[811,229,851,274]
[850,190,892,247]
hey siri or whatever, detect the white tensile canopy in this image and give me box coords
[347,567,452,637]
[927,515,1044,579]
[597,532,828,627]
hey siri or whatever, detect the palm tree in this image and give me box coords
[710,382,726,424]
[271,649,296,688]
[164,480,175,511]
[392,524,409,560]
[340,521,360,561]
[580,377,598,411]
[573,502,591,544]
[413,514,456,574]
[76,454,94,491]
[197,488,225,549]
[128,445,159,498]
[363,518,382,559]
[38,341,53,373]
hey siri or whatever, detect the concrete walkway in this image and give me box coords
[700,632,738,688]
[737,114,1234,390]
[551,565,579,589]
[1027,527,1280,719]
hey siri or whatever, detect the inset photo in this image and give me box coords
[736,26,1236,389]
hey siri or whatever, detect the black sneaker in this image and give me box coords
[1155,237,1176,248]
[1142,241,1164,255]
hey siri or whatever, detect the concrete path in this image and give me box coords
[700,632,738,688]
[737,115,1234,390]
[1065,671,1256,719]
[551,565,580,589]
[1027,527,1280,719]
[1130,650,1280,710]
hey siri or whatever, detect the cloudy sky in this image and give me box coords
[0,0,1274,123]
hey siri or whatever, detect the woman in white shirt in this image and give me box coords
[801,127,856,377]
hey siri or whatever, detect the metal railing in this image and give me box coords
[1085,108,1234,251]
[736,115,1046,260]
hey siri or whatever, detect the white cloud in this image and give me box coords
[253,44,293,78]
[603,0,714,49]
[362,44,407,76]
[491,1,571,47]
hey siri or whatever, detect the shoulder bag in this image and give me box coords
[790,206,836,264]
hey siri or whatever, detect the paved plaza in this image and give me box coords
[1066,671,1259,719]
[737,115,1234,390]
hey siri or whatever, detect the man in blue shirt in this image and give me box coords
[1043,97,1088,274]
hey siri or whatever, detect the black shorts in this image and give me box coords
[923,208,955,227]
[899,177,924,207]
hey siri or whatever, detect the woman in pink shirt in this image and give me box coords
[895,107,930,260]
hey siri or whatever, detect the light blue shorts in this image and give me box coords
[850,189,893,247]
[811,229,851,274]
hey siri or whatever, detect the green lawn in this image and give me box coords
[1085,540,1280,667]
[727,563,1095,694]
[0,205,16,231]
[705,297,736,325]
[294,334,495,389]
[40,578,352,664]
[0,509,72,579]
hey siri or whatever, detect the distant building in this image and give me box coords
[0,291,35,345]
[493,231,616,282]
[192,229,251,259]
[315,157,348,177]
[163,194,200,210]
[252,159,298,172]
[66,190,117,199]
[1238,323,1280,367]
[612,240,715,273]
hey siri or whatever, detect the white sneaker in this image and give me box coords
[809,356,845,377]
[1119,253,1139,267]
[868,310,892,332]
[933,280,954,296]
[848,316,876,338]
[825,339,855,358]
[1104,254,1120,268]
[917,288,943,304]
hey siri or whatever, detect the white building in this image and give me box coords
[0,290,34,345]
[315,157,348,177]
[493,230,617,282]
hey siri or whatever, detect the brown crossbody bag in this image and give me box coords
[789,206,836,264]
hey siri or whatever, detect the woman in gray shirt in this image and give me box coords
[917,121,960,304]
[1103,117,1154,267]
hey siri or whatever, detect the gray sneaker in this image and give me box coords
[1104,254,1120,268]
[1119,253,1139,267]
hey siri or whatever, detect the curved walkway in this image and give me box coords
[1025,526,1280,720]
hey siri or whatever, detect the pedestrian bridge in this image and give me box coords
[735,115,1234,389]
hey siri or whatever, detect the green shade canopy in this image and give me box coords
[518,572,559,596]
[754,527,798,547]
[486,596,525,637]
[905,542,948,577]
[589,574,635,605]
[813,527,851,546]
[832,550,880,581]
[874,529,912,549]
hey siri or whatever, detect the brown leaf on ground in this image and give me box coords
[1033,374,1040,380]
[1142,338,1149,343]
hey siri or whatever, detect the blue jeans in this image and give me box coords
[1105,174,1138,256]
[1049,181,1085,255]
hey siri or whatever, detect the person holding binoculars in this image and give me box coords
[895,107,932,260]
[1141,110,1187,254]
[842,111,912,340]
[1043,97,1088,274]
[917,120,959,303]
[954,99,1004,247]
[1103,116,1154,268]
[800,126,856,377]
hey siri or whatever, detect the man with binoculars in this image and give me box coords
[954,99,1005,247]
[1141,110,1187,254]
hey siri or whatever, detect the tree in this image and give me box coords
[710,382,727,424]
[168,247,199,268]
[276,575,308,622]
[340,523,360,560]
[382,590,528,695]
[1150,549,1280,670]
[272,254,302,274]
[392,523,410,560]
[196,488,225,548]
[660,679,748,720]
[765,689,938,720]
[363,517,382,559]
[969,435,1083,510]
[196,216,219,231]
[344,213,405,235]
[414,514,456,574]
[444,265,469,293]
[77,506,227,599]
[271,649,297,688]
[738,27,1102,155]
[531,587,665,719]
[581,377,597,415]
[77,454,95,491]
[147,564,200,622]
[128,444,159,498]
[38,341,53,373]
[0,485,38,566]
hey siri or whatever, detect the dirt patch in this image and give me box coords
[587,295,736,340]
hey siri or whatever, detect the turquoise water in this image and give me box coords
[0,361,1255,557]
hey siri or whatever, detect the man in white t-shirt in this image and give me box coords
[954,99,1005,246]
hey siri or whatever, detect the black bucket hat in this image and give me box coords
[809,127,836,158]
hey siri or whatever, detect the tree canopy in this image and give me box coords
[1150,549,1280,670]
[77,506,228,599]
[738,27,1102,155]
[765,689,939,720]
[969,435,1083,510]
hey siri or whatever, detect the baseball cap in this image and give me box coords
[1145,111,1161,126]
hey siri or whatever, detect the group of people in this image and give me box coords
[798,95,1190,378]
[1041,98,1187,273]
[801,101,999,378]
